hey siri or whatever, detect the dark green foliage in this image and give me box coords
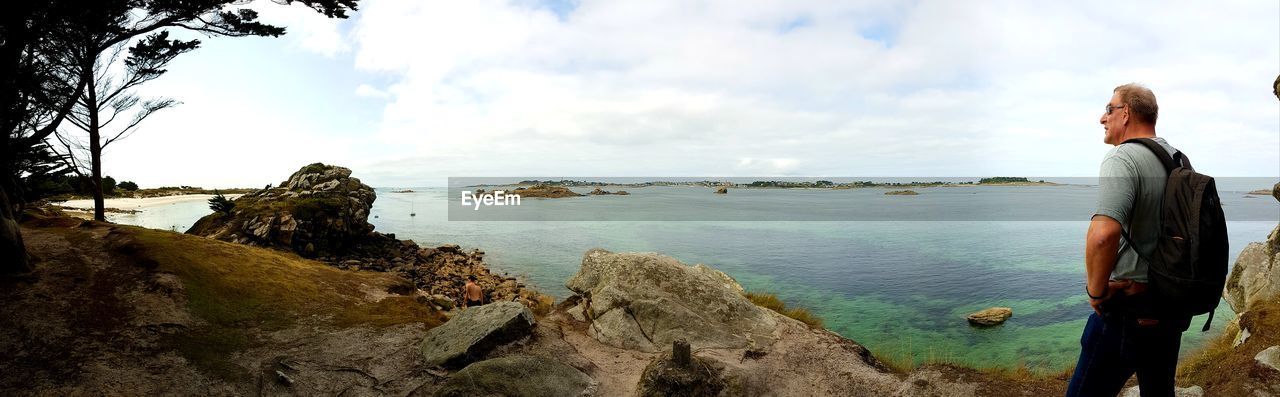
[978,177,1030,184]
[299,163,329,175]
[208,191,234,215]
[118,181,138,191]
[101,176,116,195]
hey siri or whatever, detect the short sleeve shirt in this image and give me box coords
[1094,137,1177,282]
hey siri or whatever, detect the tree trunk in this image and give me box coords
[0,171,28,273]
[87,72,105,222]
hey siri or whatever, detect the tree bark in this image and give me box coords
[0,180,29,274]
[86,71,105,222]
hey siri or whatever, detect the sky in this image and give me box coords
[104,0,1279,188]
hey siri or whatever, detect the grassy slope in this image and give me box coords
[1177,300,1280,393]
[26,217,443,381]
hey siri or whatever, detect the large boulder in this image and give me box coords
[186,163,376,258]
[565,249,777,353]
[432,355,596,397]
[1223,184,1280,314]
[419,302,536,368]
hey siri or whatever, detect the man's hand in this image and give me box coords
[1088,279,1134,317]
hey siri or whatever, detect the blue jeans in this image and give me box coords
[1065,312,1183,397]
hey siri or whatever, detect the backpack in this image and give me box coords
[1121,138,1229,332]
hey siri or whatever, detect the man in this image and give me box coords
[462,275,484,308]
[1066,84,1191,397]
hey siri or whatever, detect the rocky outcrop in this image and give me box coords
[967,307,1013,326]
[433,355,597,397]
[714,187,728,194]
[1223,183,1280,314]
[419,302,536,368]
[565,249,777,352]
[885,190,919,196]
[511,184,582,198]
[589,188,629,195]
[186,163,375,257]
[185,164,549,311]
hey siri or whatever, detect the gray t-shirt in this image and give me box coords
[1094,137,1177,282]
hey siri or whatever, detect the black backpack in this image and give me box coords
[1121,138,1229,332]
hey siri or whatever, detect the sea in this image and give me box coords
[99,179,1279,373]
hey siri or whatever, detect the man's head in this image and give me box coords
[1100,83,1158,145]
[467,275,477,283]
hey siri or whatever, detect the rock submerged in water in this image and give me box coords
[966,307,1012,326]
[714,187,728,194]
[419,302,536,369]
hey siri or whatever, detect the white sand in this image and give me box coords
[59,194,243,211]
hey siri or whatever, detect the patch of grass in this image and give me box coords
[744,291,824,329]
[104,225,443,379]
[1178,303,1280,394]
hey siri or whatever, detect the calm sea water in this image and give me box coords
[104,185,1278,373]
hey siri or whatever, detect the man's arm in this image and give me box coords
[1086,215,1132,315]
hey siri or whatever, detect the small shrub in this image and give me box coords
[208,191,235,215]
[118,181,139,191]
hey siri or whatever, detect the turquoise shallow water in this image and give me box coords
[102,185,1278,373]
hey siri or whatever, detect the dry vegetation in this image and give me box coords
[743,291,823,329]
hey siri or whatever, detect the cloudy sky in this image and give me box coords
[111,0,1278,188]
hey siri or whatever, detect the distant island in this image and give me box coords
[884,190,919,196]
[390,189,416,193]
[472,177,1058,190]
[1247,189,1272,195]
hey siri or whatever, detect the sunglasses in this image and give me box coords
[1105,104,1126,115]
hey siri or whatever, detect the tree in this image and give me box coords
[208,190,234,215]
[1,0,359,273]
[118,180,138,191]
[51,31,194,220]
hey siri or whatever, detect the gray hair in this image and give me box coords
[1113,83,1158,125]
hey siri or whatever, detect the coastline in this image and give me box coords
[58,194,243,213]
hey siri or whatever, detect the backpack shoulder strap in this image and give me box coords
[1121,138,1179,174]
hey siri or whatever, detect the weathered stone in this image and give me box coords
[638,348,725,397]
[1122,385,1203,397]
[1256,346,1280,372]
[1224,238,1279,314]
[565,249,776,352]
[186,163,377,258]
[714,187,728,194]
[430,294,455,310]
[966,307,1013,326]
[432,355,596,397]
[419,302,535,368]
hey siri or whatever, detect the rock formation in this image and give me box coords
[1223,182,1280,314]
[419,302,536,368]
[186,163,549,310]
[966,307,1013,326]
[564,249,777,352]
[885,190,920,196]
[511,184,583,198]
[588,188,629,195]
[433,355,597,397]
[187,163,375,257]
[714,187,728,194]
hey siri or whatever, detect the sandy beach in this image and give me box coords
[58,194,243,211]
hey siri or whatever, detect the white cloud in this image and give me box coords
[239,2,352,57]
[355,84,389,98]
[341,0,1278,183]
